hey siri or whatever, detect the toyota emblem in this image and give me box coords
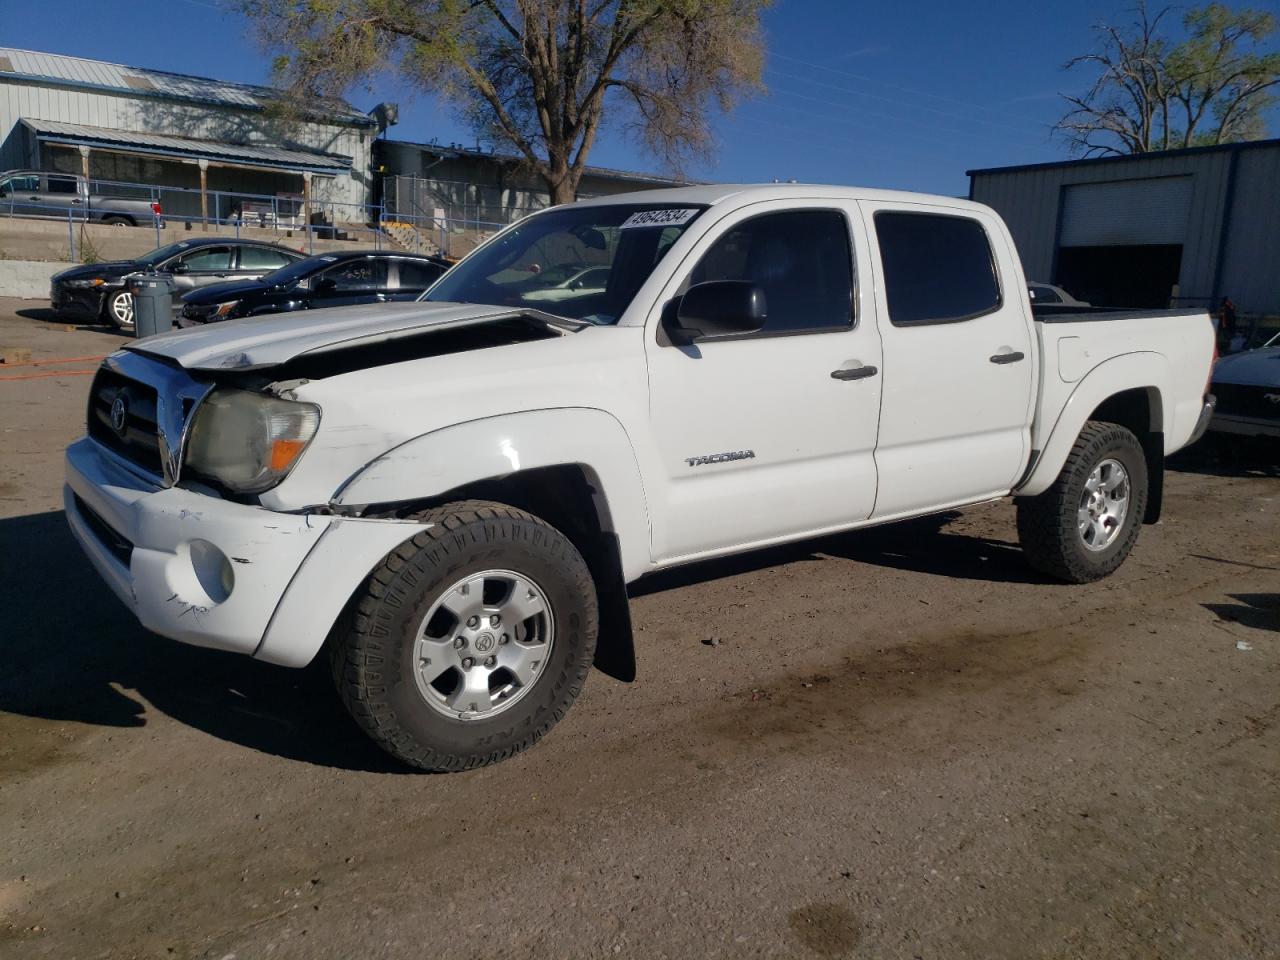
[110,395,129,436]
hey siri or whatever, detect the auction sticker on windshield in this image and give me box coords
[619,209,699,229]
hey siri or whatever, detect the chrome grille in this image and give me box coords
[88,367,164,476]
[85,351,214,485]
[1213,383,1280,422]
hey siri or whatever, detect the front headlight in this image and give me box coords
[184,389,320,494]
[212,300,240,319]
[65,277,108,288]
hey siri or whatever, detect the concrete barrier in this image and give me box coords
[0,216,386,264]
[0,259,66,299]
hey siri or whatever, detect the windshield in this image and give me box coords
[136,241,199,266]
[422,204,705,323]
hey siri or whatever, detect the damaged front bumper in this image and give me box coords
[65,437,427,667]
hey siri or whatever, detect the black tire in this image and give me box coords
[331,500,599,771]
[1016,421,1148,584]
[101,215,134,227]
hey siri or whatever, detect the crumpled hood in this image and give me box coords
[126,300,553,371]
[1213,347,1280,386]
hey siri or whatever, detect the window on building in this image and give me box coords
[874,212,1001,325]
[684,210,854,334]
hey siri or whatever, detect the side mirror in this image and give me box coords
[314,277,338,294]
[670,280,767,341]
[169,262,189,275]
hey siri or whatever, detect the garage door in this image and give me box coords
[1060,177,1192,247]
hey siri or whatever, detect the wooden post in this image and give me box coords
[78,147,90,226]
[302,172,313,254]
[198,160,209,232]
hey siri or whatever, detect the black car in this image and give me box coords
[50,237,306,330]
[177,250,453,327]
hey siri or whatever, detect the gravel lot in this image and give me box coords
[0,296,1277,960]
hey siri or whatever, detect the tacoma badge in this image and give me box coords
[685,450,756,467]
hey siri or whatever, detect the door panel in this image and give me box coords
[860,201,1035,519]
[644,201,882,563]
[169,246,236,297]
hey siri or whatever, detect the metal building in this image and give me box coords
[0,47,376,222]
[375,139,690,227]
[969,138,1280,314]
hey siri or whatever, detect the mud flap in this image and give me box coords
[590,532,637,683]
[1142,431,1164,524]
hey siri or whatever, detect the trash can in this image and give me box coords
[130,277,174,339]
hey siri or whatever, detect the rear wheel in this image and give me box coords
[101,216,133,227]
[1016,421,1148,583]
[104,290,134,329]
[331,500,599,771]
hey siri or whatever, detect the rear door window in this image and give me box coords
[873,212,1001,325]
[179,247,234,272]
[317,258,389,292]
[685,209,854,334]
[396,259,446,290]
[237,246,297,271]
[45,175,79,195]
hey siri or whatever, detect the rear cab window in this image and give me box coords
[873,211,1001,325]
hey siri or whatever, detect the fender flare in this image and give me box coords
[334,407,654,582]
[1017,352,1170,497]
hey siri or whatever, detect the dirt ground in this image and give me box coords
[0,296,1276,960]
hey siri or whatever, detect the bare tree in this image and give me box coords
[1057,2,1280,157]
[241,0,770,204]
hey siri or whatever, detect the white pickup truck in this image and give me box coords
[65,184,1216,770]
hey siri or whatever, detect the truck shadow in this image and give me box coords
[0,511,411,774]
[1,507,1050,774]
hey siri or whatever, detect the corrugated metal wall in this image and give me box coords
[1217,148,1280,313]
[970,147,1280,312]
[0,79,371,206]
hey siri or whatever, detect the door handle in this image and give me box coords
[989,351,1025,364]
[71,198,83,204]
[831,365,878,381]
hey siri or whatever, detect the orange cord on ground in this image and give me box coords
[0,369,98,381]
[0,354,107,368]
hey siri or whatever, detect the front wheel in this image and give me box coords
[104,290,134,329]
[1016,421,1149,583]
[331,500,599,771]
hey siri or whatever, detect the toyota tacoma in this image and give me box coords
[65,184,1217,771]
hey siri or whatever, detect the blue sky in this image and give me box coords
[9,0,1280,195]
